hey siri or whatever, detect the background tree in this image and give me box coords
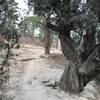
[0,0,19,85]
[19,15,53,54]
[28,0,56,54]
[0,0,19,49]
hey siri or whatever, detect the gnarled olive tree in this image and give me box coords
[28,0,100,93]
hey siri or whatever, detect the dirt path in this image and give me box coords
[14,46,63,100]
[1,45,100,100]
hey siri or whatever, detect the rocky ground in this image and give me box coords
[0,44,100,100]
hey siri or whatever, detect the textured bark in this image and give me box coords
[59,31,100,94]
[44,27,51,54]
[78,48,100,87]
[46,17,100,94]
[59,33,81,93]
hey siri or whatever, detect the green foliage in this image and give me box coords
[38,32,44,41]
[71,31,82,45]
[19,16,46,37]
[87,0,100,21]
[96,24,100,44]
[27,0,87,35]
[27,0,100,45]
[0,0,19,48]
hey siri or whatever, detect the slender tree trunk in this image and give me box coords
[44,27,51,54]
[56,35,59,49]
[32,23,34,41]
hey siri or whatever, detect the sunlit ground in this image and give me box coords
[0,44,100,100]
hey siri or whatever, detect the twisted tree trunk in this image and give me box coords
[46,15,100,94]
[59,29,100,94]
[59,33,81,93]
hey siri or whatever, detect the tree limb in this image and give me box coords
[47,22,60,32]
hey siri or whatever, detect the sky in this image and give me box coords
[15,0,28,17]
[16,0,28,10]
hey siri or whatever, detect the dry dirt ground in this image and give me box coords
[0,44,100,100]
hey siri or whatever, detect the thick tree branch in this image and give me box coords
[47,22,60,32]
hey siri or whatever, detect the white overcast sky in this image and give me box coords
[15,0,28,10]
[15,0,29,17]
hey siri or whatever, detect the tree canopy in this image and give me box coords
[28,0,99,37]
[0,0,19,46]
